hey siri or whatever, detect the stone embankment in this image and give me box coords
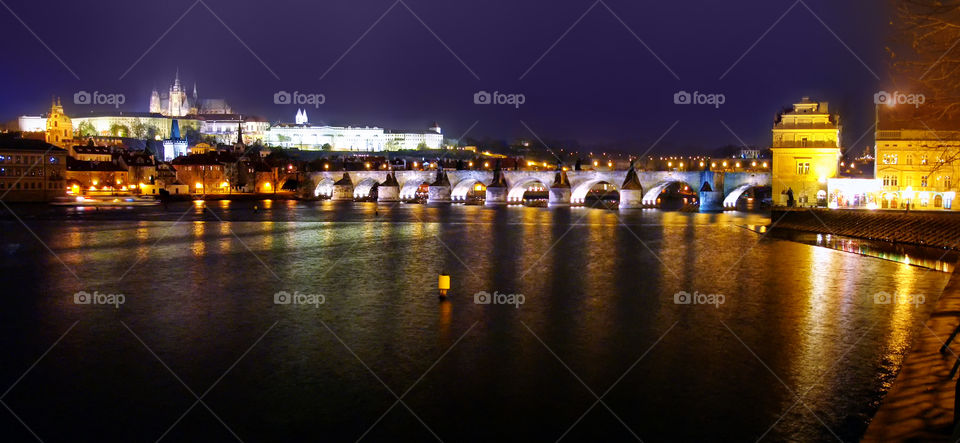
[770,208,960,250]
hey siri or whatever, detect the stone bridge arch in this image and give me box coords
[505,174,554,202]
[353,177,379,199]
[642,180,697,206]
[313,177,335,197]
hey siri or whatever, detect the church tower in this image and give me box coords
[168,69,187,117]
[149,87,162,114]
[45,97,73,149]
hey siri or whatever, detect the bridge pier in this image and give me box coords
[548,168,571,207]
[699,191,723,211]
[619,165,644,209]
[427,170,451,203]
[378,172,399,202]
[485,166,507,205]
[331,173,354,201]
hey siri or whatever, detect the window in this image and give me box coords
[796,162,810,175]
[882,154,899,165]
[906,154,913,165]
[946,176,953,189]
[921,176,928,187]
[904,176,912,187]
[920,154,928,165]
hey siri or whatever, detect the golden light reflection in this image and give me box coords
[191,221,205,256]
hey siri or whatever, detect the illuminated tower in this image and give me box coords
[770,97,841,206]
[45,97,73,149]
[168,70,187,117]
[149,87,162,114]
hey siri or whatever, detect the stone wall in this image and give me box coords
[771,208,960,250]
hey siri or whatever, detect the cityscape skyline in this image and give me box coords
[0,0,891,152]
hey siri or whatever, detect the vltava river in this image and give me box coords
[0,201,952,441]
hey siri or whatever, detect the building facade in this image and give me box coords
[771,98,841,206]
[875,128,958,210]
[265,112,442,151]
[0,138,67,201]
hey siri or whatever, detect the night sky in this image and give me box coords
[0,0,890,153]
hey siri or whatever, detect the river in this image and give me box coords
[0,201,952,441]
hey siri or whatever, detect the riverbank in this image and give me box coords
[770,207,960,250]
[863,258,960,441]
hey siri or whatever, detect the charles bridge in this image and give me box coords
[307,168,771,210]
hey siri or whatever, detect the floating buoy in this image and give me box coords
[438,273,450,299]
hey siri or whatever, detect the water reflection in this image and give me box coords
[0,206,953,441]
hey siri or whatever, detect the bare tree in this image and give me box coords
[890,0,960,174]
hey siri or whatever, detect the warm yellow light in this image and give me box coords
[735,162,741,168]
[89,186,97,191]
[264,182,272,189]
[762,162,768,168]
[195,183,203,189]
[751,161,757,167]
[438,273,450,297]
[474,183,484,191]
[324,164,329,170]
[413,162,418,168]
[484,162,489,168]
[699,162,704,167]
[668,162,672,167]
[220,181,229,187]
[722,161,728,167]
[543,162,548,167]
[679,162,684,168]
[468,161,473,167]
[92,180,99,186]
[365,162,371,169]
[711,162,716,167]
[116,179,121,184]
[607,161,613,167]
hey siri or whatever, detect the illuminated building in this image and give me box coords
[0,137,67,201]
[149,70,232,117]
[266,112,442,151]
[770,98,841,206]
[161,120,189,161]
[45,98,73,149]
[875,128,958,210]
